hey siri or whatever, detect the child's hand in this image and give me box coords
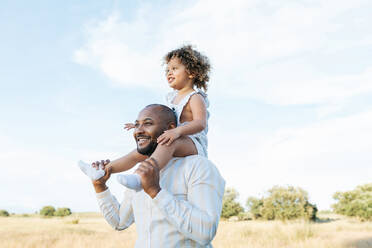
[92,159,110,170]
[157,129,181,146]
[124,123,135,131]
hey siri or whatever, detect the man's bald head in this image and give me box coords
[144,104,177,127]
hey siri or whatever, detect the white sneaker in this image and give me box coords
[78,160,105,180]
[116,174,142,191]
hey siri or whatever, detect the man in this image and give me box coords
[91,104,225,247]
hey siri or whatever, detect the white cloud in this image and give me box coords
[74,12,166,91]
[209,109,372,209]
[74,0,372,107]
[244,66,372,106]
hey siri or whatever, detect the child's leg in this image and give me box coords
[108,149,148,173]
[150,136,197,170]
[117,137,197,190]
[78,149,147,181]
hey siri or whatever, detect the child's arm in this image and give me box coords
[157,94,207,146]
[124,123,135,131]
[106,149,148,173]
[177,93,207,134]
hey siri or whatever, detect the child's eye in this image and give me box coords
[134,123,139,128]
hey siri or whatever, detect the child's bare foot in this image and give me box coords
[78,160,105,180]
[116,174,142,191]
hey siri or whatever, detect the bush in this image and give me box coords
[332,183,372,221]
[318,210,333,214]
[221,188,244,219]
[0,210,9,217]
[40,206,56,217]
[66,215,80,224]
[246,197,263,219]
[71,218,79,224]
[246,185,317,221]
[54,208,72,217]
[237,212,252,221]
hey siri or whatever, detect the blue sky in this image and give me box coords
[1,0,371,213]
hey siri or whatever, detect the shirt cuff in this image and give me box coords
[96,188,111,200]
[152,189,173,209]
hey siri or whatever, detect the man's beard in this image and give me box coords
[137,139,158,156]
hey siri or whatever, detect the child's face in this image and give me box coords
[165,57,193,91]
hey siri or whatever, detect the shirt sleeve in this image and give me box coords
[96,188,135,231]
[152,158,225,246]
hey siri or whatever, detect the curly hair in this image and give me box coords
[164,45,211,92]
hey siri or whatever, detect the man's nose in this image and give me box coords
[134,123,144,134]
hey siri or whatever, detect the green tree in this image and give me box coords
[54,208,72,217]
[246,185,317,221]
[0,210,9,217]
[246,197,263,219]
[332,183,372,221]
[221,188,244,219]
[40,206,56,217]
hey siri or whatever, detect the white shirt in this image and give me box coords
[96,155,225,247]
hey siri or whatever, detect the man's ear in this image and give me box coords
[167,122,177,129]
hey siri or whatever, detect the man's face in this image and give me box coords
[133,107,168,156]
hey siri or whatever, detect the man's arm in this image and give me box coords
[138,158,225,245]
[92,161,135,230]
[96,188,135,231]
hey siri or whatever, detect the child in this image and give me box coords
[79,45,210,190]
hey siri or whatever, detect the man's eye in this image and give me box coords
[145,122,152,125]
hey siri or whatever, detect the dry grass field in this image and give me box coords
[0,213,371,248]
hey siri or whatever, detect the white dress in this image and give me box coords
[165,90,209,157]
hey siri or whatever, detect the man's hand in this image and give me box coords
[157,128,181,146]
[92,159,112,171]
[135,158,161,198]
[124,123,135,131]
[92,159,112,193]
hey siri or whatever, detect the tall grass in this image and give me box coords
[0,213,371,248]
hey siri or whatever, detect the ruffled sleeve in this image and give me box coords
[195,89,209,108]
[165,91,177,107]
